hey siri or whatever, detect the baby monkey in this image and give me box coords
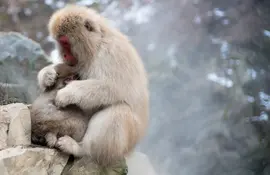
[31,63,89,148]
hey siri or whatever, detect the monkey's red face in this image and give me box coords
[58,36,78,66]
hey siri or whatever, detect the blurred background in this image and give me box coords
[1,0,270,175]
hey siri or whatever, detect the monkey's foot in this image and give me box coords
[56,135,82,156]
[45,133,57,148]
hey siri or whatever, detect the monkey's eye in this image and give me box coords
[84,21,94,32]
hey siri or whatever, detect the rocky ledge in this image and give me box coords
[0,103,156,175]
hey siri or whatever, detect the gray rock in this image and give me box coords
[62,152,156,175]
[0,103,69,175]
[0,106,10,150]
[62,157,128,175]
[0,32,50,105]
[0,146,69,175]
[5,103,31,147]
[0,103,31,148]
[0,103,156,175]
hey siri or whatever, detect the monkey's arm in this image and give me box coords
[54,79,124,111]
[37,64,59,91]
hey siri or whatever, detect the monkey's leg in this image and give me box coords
[56,103,142,165]
[54,116,88,155]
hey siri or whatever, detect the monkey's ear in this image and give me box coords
[84,20,94,32]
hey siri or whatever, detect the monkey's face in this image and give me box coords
[48,5,105,66]
[55,79,67,90]
[55,75,77,90]
[54,63,79,89]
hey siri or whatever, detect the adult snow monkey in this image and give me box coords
[37,4,149,166]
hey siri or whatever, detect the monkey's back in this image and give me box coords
[31,91,89,144]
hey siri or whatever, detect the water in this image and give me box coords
[1,0,270,174]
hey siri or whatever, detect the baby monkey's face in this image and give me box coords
[55,74,78,90]
[54,63,79,90]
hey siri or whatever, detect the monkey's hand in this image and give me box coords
[54,79,123,111]
[54,81,79,108]
[38,64,58,91]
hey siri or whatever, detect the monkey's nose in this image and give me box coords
[59,36,69,43]
[59,36,70,48]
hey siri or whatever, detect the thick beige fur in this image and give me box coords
[38,4,149,166]
[32,63,89,147]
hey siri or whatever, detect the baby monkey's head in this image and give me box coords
[53,63,79,90]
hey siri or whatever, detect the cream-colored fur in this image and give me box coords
[38,4,149,166]
[31,63,89,148]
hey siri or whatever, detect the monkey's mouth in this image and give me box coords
[58,36,78,66]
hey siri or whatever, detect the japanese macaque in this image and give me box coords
[31,63,89,148]
[37,4,149,166]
